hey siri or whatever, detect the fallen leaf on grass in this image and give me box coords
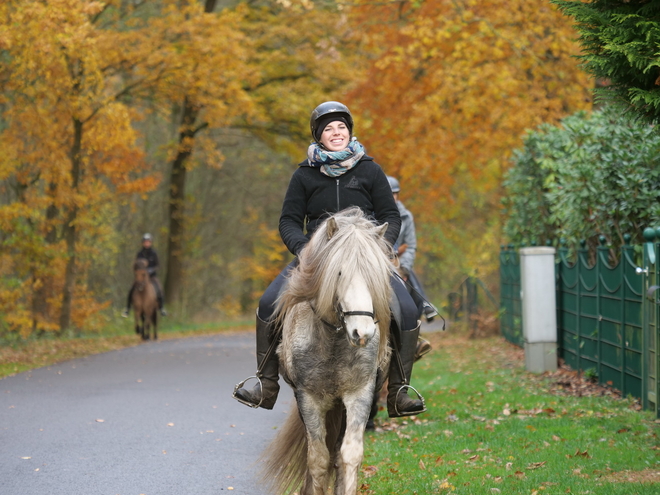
[526,461,546,470]
[362,465,378,478]
[435,480,456,491]
[419,459,426,470]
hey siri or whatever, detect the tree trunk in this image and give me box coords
[164,97,200,307]
[32,182,59,333]
[59,118,83,332]
[163,0,216,308]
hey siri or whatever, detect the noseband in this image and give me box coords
[316,302,378,333]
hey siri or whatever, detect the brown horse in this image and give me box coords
[132,258,158,340]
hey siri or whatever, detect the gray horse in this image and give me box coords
[260,207,393,495]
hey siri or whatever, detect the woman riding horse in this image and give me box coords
[233,101,425,418]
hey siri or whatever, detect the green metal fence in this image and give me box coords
[641,229,660,414]
[499,245,523,347]
[499,232,660,418]
[556,236,644,402]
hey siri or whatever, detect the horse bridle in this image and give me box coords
[317,302,378,333]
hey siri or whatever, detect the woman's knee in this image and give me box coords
[391,283,417,331]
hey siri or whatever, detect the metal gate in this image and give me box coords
[499,232,660,418]
[555,237,644,402]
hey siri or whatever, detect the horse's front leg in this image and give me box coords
[297,392,331,495]
[133,309,141,336]
[336,389,373,495]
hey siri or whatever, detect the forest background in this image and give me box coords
[0,0,594,339]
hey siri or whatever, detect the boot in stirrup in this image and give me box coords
[414,336,432,362]
[232,312,280,410]
[387,321,426,418]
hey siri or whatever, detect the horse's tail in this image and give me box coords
[259,402,344,494]
[259,404,308,494]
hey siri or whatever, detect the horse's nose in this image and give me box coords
[351,328,371,347]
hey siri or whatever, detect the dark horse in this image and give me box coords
[260,208,393,495]
[132,258,158,340]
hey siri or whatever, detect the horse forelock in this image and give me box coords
[276,208,393,363]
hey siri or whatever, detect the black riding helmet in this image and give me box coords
[310,101,354,143]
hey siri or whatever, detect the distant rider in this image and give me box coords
[122,233,167,317]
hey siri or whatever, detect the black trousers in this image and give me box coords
[406,269,430,319]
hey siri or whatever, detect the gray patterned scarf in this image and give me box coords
[306,139,366,177]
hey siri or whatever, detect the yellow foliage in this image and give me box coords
[346,0,592,285]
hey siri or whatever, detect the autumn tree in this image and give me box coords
[345,0,592,292]
[0,1,168,334]
[142,0,256,307]
[155,0,361,308]
[0,0,364,336]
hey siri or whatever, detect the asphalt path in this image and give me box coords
[0,332,295,495]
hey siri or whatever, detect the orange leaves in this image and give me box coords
[345,0,592,284]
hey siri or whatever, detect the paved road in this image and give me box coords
[0,332,294,495]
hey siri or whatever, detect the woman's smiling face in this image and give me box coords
[319,120,350,151]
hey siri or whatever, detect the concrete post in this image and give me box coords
[520,246,557,373]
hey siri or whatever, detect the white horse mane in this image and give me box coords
[276,207,393,364]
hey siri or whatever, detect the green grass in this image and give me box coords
[362,332,659,494]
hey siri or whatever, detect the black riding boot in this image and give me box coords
[387,321,426,418]
[233,312,280,410]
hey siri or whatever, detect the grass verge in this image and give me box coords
[362,330,659,494]
[0,316,251,379]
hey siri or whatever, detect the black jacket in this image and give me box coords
[137,247,160,275]
[279,156,401,256]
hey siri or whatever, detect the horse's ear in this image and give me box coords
[375,222,388,238]
[327,217,338,239]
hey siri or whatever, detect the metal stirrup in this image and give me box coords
[393,384,427,416]
[232,376,264,409]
